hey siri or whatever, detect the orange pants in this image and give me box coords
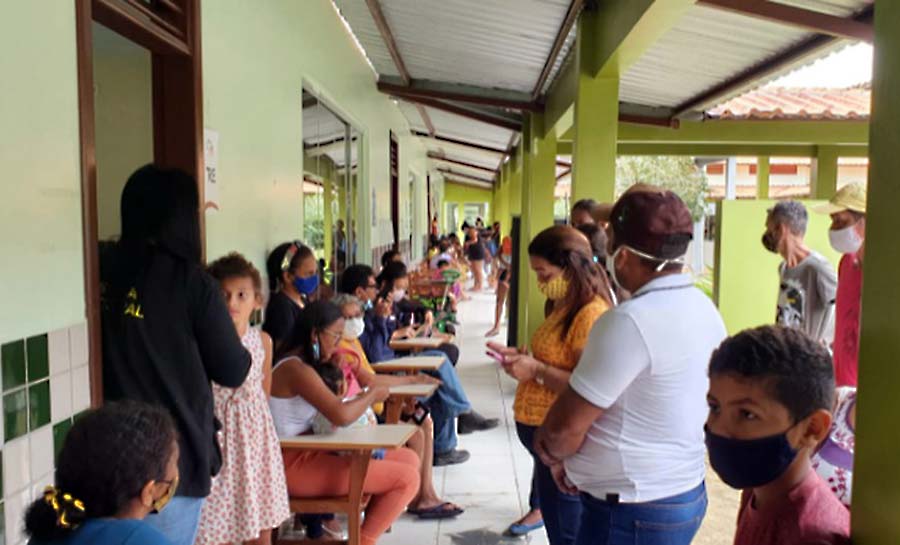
[283,448,420,545]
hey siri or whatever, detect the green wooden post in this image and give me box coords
[852,1,900,542]
[516,113,557,345]
[813,145,839,199]
[756,156,770,199]
[571,12,619,204]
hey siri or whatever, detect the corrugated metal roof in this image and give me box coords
[621,1,871,111]
[333,0,571,93]
[303,104,349,145]
[621,5,812,109]
[707,86,870,119]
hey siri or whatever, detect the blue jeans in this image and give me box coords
[420,350,471,453]
[144,496,204,545]
[575,483,707,545]
[517,423,580,545]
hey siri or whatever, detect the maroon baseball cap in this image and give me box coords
[609,189,693,259]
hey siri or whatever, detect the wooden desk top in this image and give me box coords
[373,356,445,372]
[279,424,416,451]
[388,383,439,397]
[389,337,445,350]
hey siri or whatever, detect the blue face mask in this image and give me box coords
[705,425,799,489]
[293,274,319,295]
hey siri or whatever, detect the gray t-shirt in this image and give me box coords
[777,251,838,343]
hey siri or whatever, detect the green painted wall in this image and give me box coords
[0,2,85,342]
[714,199,839,335]
[93,23,154,241]
[441,181,492,235]
[202,0,430,271]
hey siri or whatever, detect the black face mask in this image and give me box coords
[705,425,799,490]
[761,231,779,254]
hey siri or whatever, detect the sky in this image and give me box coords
[766,43,873,88]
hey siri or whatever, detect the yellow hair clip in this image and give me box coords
[43,486,85,529]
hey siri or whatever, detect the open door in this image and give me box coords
[75,0,204,405]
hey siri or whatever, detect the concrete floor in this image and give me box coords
[379,288,739,545]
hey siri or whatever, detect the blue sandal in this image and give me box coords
[503,519,544,537]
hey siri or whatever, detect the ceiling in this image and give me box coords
[330,0,874,186]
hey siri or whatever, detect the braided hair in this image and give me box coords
[24,401,177,541]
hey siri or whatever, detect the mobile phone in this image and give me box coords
[486,349,506,364]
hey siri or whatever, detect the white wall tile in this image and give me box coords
[4,487,33,545]
[69,322,89,369]
[48,328,71,377]
[3,436,30,497]
[31,472,53,504]
[50,371,72,424]
[29,426,54,484]
[71,365,91,414]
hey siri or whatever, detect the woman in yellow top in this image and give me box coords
[489,225,613,545]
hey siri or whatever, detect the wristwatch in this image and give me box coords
[535,363,547,386]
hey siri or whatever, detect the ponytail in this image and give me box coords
[25,487,88,541]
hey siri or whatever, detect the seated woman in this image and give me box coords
[25,401,179,545]
[269,301,420,545]
[376,261,454,350]
[332,293,464,519]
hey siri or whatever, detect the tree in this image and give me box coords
[616,156,709,221]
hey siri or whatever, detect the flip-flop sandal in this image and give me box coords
[503,520,545,537]
[409,502,465,520]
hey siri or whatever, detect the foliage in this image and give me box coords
[616,156,709,221]
[303,192,325,253]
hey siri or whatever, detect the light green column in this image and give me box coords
[853,1,900,542]
[812,145,839,199]
[571,12,619,205]
[756,156,770,199]
[516,113,557,345]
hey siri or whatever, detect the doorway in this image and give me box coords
[76,0,204,404]
[302,88,361,288]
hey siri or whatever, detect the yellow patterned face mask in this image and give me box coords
[537,275,569,301]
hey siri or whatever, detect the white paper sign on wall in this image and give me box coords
[204,129,220,211]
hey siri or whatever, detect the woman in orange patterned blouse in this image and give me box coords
[488,225,613,545]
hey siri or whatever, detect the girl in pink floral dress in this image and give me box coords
[197,253,290,545]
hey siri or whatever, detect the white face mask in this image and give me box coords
[605,247,624,293]
[829,225,863,255]
[392,289,406,303]
[343,317,365,340]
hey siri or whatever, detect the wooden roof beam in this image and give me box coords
[532,0,584,101]
[436,167,495,185]
[365,0,411,85]
[414,132,508,156]
[697,0,873,43]
[427,153,497,174]
[398,95,523,132]
[378,79,541,112]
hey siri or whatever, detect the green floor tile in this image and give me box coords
[1,340,26,391]
[26,334,49,381]
[3,389,28,441]
[53,419,72,462]
[29,380,51,430]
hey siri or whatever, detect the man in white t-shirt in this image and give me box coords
[534,188,727,545]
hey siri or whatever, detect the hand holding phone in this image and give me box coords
[486,349,506,364]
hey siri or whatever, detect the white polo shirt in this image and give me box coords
[565,273,727,503]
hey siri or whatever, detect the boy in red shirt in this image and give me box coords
[705,326,850,545]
